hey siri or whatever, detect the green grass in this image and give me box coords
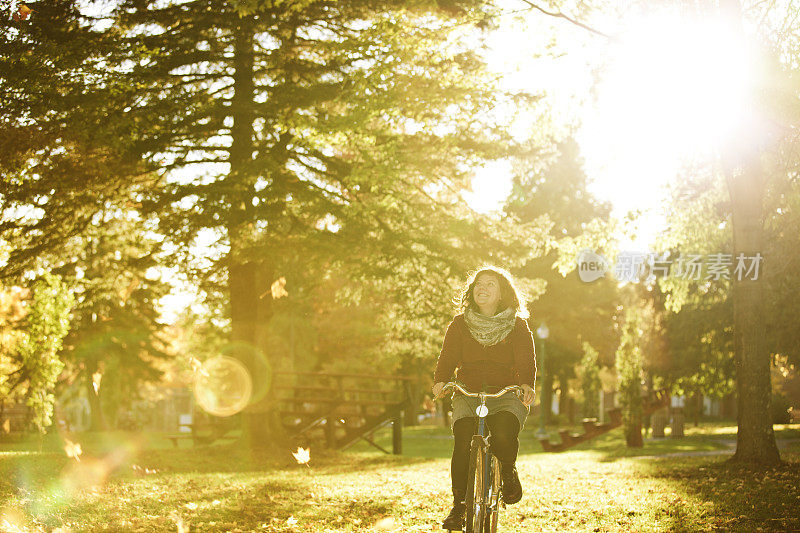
[1,423,798,532]
[348,420,800,460]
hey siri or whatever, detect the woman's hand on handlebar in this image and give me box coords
[431,382,446,400]
[521,383,535,407]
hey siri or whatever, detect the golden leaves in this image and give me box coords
[131,464,158,475]
[12,4,33,22]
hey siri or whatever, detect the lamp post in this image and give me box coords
[535,322,549,439]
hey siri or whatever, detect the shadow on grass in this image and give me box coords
[633,451,800,532]
[528,423,800,463]
[0,435,441,502]
[143,442,439,472]
[587,424,800,463]
[40,470,408,532]
[1,437,440,531]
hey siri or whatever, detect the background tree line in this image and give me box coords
[2,0,799,466]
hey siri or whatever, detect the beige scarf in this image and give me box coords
[463,306,516,346]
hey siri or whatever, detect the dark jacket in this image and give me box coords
[433,313,537,393]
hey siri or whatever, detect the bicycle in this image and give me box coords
[436,381,525,533]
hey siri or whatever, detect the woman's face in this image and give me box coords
[473,273,502,313]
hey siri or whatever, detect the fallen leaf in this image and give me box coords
[92,371,102,394]
[190,357,208,377]
[292,446,310,466]
[270,277,288,299]
[169,511,188,533]
[64,438,82,461]
[373,517,399,530]
[119,277,139,304]
[12,4,33,21]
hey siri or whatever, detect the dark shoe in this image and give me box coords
[442,500,466,530]
[500,463,522,505]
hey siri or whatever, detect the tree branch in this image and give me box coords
[517,0,615,41]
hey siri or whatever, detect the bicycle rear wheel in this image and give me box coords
[464,437,486,533]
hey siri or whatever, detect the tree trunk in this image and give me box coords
[625,421,643,447]
[543,373,553,425]
[229,261,287,448]
[727,165,781,464]
[721,0,782,466]
[88,384,108,431]
[403,382,420,427]
[694,392,701,427]
[399,353,420,427]
[559,374,574,424]
[227,18,287,450]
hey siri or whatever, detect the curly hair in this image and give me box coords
[453,265,529,318]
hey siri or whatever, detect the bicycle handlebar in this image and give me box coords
[435,381,523,401]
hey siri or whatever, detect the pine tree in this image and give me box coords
[55,211,171,430]
[107,0,541,447]
[1,0,145,278]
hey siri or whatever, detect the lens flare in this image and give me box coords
[193,355,253,417]
[218,342,272,405]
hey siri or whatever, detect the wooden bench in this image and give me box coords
[0,404,31,443]
[539,389,671,453]
[275,371,416,454]
[165,432,194,448]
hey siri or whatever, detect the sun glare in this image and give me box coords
[601,14,749,154]
[579,11,754,247]
[463,160,514,214]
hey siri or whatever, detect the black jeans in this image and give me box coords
[451,411,520,499]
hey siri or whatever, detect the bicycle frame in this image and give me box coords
[439,382,523,533]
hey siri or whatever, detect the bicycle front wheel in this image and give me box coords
[464,437,486,533]
[484,454,501,533]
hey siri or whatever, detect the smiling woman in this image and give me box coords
[431,265,536,530]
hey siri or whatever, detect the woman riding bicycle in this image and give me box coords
[431,265,536,531]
